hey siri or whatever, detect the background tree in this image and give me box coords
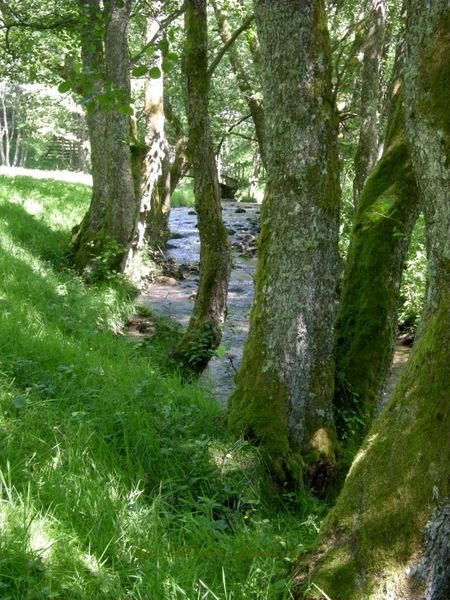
[228,0,340,490]
[352,0,386,204]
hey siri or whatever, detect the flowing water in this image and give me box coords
[140,201,259,407]
[140,201,411,409]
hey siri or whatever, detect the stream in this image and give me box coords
[140,201,411,409]
[140,201,259,407]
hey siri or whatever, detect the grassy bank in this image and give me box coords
[0,174,323,599]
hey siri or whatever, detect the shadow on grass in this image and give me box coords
[0,199,71,263]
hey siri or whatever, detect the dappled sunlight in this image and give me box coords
[347,432,379,477]
[0,166,92,186]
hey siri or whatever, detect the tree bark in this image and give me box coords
[353,0,386,205]
[228,0,340,490]
[71,0,136,277]
[127,0,169,261]
[70,0,109,270]
[174,0,230,371]
[297,3,450,597]
[333,46,420,447]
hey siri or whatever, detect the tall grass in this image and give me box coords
[0,174,323,599]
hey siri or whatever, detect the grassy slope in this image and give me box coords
[0,174,322,600]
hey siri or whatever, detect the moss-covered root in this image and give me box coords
[294,297,450,599]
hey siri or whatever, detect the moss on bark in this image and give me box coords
[174,0,230,371]
[296,296,450,599]
[228,0,340,489]
[334,62,420,446]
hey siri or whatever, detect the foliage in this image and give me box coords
[398,214,426,329]
[170,177,196,207]
[0,173,324,599]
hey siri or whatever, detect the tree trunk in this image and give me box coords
[127,0,169,261]
[228,0,340,491]
[333,47,420,447]
[353,0,386,205]
[145,137,171,248]
[70,0,109,270]
[297,3,450,597]
[71,0,136,277]
[174,0,230,371]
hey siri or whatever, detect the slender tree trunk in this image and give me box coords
[1,92,10,167]
[211,0,267,168]
[102,0,136,269]
[174,0,230,370]
[142,1,170,250]
[164,98,188,195]
[126,0,168,262]
[298,3,450,597]
[228,0,340,491]
[145,137,171,248]
[353,0,386,205]
[333,46,420,447]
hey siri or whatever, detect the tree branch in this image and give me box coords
[130,3,186,64]
[208,13,254,79]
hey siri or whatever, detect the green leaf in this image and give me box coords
[58,81,72,93]
[117,104,133,115]
[132,64,148,77]
[149,66,162,79]
[272,579,287,591]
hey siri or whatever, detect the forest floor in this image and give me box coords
[0,170,323,600]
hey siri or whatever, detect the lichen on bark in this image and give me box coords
[228,0,340,490]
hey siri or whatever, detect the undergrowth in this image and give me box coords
[0,174,324,599]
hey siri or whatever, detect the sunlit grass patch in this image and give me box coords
[0,173,323,599]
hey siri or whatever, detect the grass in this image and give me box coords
[0,173,324,599]
[171,178,195,208]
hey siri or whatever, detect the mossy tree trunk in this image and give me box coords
[334,48,420,446]
[353,0,386,205]
[174,0,230,371]
[298,3,450,597]
[70,0,109,269]
[228,0,340,491]
[71,0,137,277]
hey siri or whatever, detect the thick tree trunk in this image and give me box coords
[334,48,420,446]
[71,0,136,276]
[353,0,386,205]
[211,0,267,168]
[70,0,109,269]
[174,0,230,370]
[228,0,340,490]
[298,3,450,597]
